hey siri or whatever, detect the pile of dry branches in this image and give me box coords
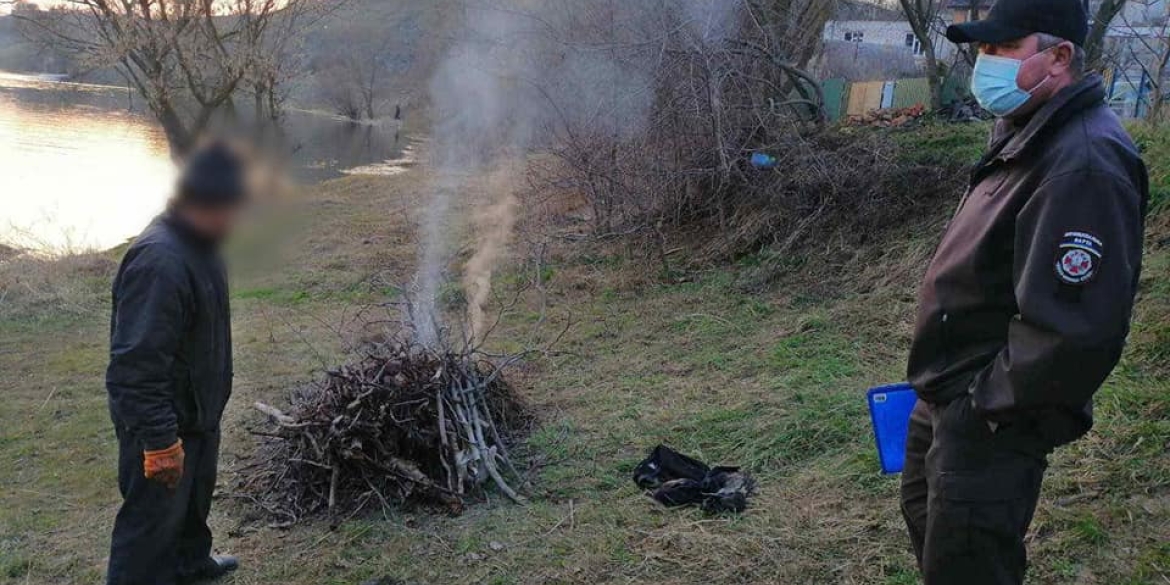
[241,337,531,523]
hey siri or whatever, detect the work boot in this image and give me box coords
[179,555,239,583]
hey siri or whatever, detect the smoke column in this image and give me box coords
[414,15,518,347]
[412,0,741,346]
[463,165,520,343]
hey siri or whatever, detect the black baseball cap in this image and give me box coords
[946,0,1089,47]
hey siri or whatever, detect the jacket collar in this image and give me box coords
[161,211,221,252]
[995,73,1108,163]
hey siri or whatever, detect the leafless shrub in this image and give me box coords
[522,1,821,232]
[502,0,961,277]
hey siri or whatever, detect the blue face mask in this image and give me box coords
[971,51,1052,118]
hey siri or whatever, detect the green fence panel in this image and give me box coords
[892,78,931,109]
[822,78,847,121]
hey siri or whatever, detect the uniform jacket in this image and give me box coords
[106,214,233,451]
[907,74,1149,444]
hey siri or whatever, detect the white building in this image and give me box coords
[817,1,978,80]
[821,20,954,65]
[819,0,1170,117]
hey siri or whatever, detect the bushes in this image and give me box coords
[1128,122,1170,214]
[521,4,978,271]
[522,1,837,252]
[534,118,974,282]
[702,127,968,261]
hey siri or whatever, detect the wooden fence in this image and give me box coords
[821,77,968,120]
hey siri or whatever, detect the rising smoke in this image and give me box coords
[414,3,536,347]
[462,165,521,343]
[413,0,744,347]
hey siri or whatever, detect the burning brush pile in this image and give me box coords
[241,337,531,522]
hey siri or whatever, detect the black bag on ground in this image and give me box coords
[634,445,710,489]
[633,445,756,514]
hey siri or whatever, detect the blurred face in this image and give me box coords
[979,34,1077,118]
[177,203,243,243]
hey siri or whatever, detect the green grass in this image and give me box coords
[1129,122,1170,212]
[1132,542,1170,584]
[1071,514,1110,546]
[893,119,991,167]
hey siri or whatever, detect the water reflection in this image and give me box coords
[0,73,173,252]
[0,71,405,252]
[288,113,406,182]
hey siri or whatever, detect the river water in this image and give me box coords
[0,71,405,252]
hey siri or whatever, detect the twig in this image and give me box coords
[253,401,296,425]
[39,387,58,411]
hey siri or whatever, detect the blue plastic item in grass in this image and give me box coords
[867,382,918,474]
[750,152,777,169]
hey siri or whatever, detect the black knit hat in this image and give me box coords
[946,0,1089,47]
[176,141,247,208]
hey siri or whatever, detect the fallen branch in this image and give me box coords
[253,401,296,425]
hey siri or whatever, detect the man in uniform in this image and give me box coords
[902,0,1149,583]
[106,143,246,585]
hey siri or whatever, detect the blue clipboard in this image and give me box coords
[866,383,918,474]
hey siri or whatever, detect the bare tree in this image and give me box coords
[749,0,835,72]
[899,0,945,110]
[502,0,833,241]
[953,1,985,68]
[317,27,397,121]
[1087,0,1130,70]
[13,0,337,155]
[1146,40,1170,123]
[241,1,340,131]
[1105,4,1170,122]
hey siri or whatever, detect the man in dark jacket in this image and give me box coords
[106,143,247,585]
[901,0,1149,583]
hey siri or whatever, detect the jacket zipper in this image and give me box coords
[941,312,950,365]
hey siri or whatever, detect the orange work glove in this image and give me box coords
[143,440,185,490]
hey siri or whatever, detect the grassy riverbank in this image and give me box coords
[1,122,1167,584]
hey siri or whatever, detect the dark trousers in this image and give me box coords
[900,399,1049,585]
[107,427,220,585]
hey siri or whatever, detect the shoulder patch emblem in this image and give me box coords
[1055,232,1103,285]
